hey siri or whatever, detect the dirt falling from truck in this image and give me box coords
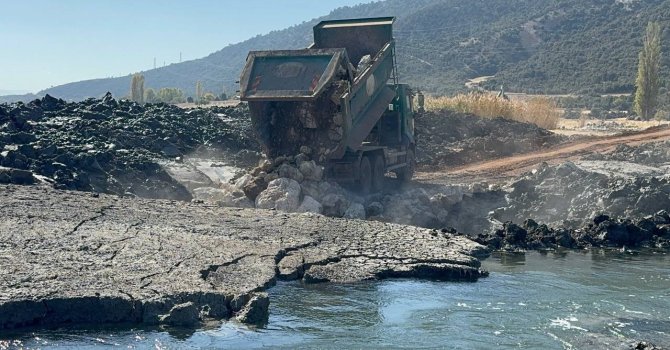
[247,81,348,162]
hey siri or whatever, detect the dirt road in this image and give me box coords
[417,125,670,185]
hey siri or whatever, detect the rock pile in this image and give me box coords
[0,93,256,199]
[204,154,504,232]
[202,146,368,218]
[474,212,670,250]
[585,140,670,167]
[495,161,670,228]
[415,110,566,169]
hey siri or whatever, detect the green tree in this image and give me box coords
[203,92,216,101]
[634,22,662,120]
[144,88,157,104]
[157,88,186,104]
[195,81,204,103]
[130,74,145,104]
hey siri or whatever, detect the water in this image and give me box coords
[3,250,669,349]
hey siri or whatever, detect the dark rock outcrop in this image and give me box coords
[474,212,670,251]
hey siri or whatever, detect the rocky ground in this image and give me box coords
[483,161,665,228]
[190,111,573,230]
[2,93,670,338]
[585,140,670,167]
[1,95,583,230]
[0,94,258,200]
[2,95,667,240]
[0,184,488,331]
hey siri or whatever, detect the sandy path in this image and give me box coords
[417,126,670,184]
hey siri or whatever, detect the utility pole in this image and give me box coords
[179,52,182,63]
[153,57,156,69]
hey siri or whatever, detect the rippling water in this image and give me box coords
[3,250,669,349]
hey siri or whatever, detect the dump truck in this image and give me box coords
[239,17,419,193]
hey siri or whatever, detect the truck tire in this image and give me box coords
[358,156,372,194]
[371,155,385,192]
[396,148,415,182]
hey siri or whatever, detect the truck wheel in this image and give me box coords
[396,149,415,182]
[358,156,372,194]
[371,155,385,192]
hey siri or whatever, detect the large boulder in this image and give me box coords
[255,178,302,212]
[277,163,304,183]
[366,202,384,217]
[242,176,266,200]
[595,220,629,246]
[159,302,199,327]
[297,195,323,214]
[343,203,366,219]
[234,174,254,191]
[0,167,35,185]
[502,222,528,244]
[235,292,270,327]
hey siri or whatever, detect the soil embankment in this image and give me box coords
[416,110,567,170]
[0,184,488,330]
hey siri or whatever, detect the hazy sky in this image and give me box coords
[0,0,374,93]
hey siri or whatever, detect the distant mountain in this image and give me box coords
[0,89,30,95]
[0,93,39,104]
[9,0,670,102]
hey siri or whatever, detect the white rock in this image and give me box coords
[255,178,302,212]
[297,196,323,214]
[234,174,253,191]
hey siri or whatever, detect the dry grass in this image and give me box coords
[425,93,561,129]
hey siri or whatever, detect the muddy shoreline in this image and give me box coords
[0,184,488,331]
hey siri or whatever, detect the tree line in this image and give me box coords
[129,74,228,105]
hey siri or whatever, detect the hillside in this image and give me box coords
[6,0,670,101]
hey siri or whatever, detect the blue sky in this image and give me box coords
[0,0,374,93]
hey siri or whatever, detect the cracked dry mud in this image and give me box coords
[0,185,488,330]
